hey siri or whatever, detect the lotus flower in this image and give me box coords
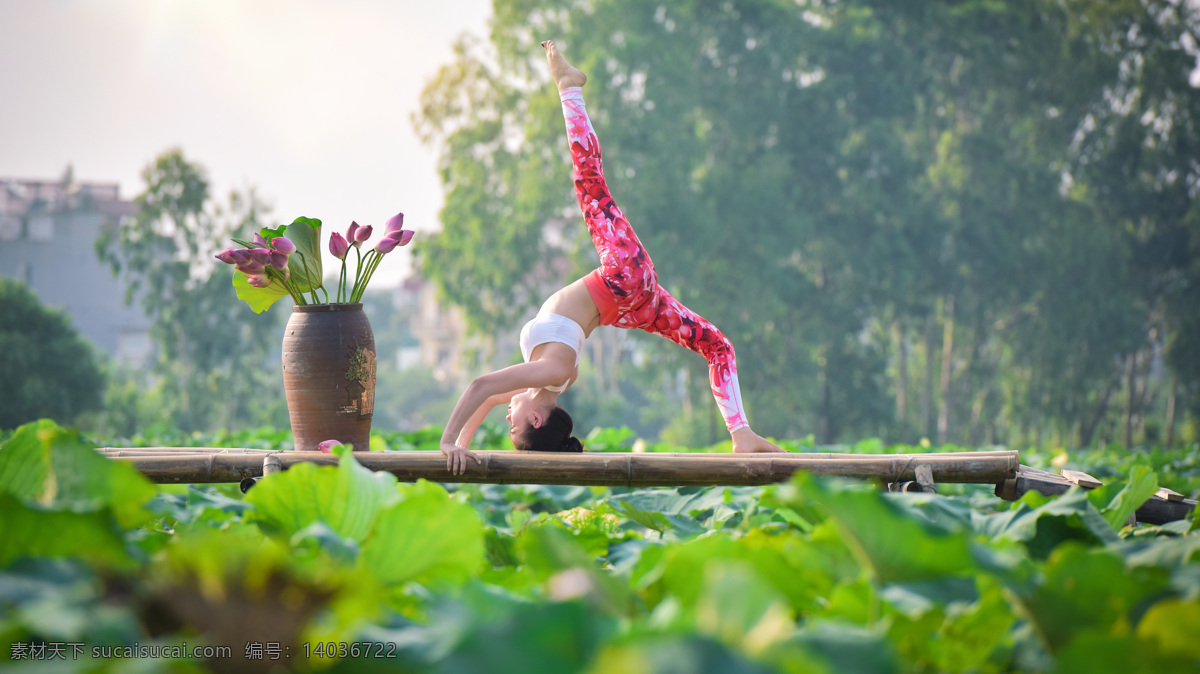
[223,210,409,310]
[329,232,350,260]
[353,224,373,246]
[384,212,405,233]
[216,247,257,266]
[228,249,254,265]
[317,439,343,453]
[374,228,414,254]
[248,248,274,266]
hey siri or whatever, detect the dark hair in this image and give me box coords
[513,406,584,452]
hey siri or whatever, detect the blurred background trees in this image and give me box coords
[0,279,105,429]
[96,149,289,436]
[415,0,1200,447]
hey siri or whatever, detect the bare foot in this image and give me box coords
[731,427,788,453]
[541,40,586,90]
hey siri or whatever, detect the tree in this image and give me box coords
[0,279,105,429]
[416,0,1199,446]
[98,149,287,433]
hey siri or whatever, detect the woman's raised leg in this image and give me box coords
[545,40,659,327]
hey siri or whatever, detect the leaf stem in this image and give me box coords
[295,251,320,305]
[353,251,384,303]
[337,259,347,303]
[352,247,365,300]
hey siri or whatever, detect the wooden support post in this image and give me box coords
[1061,469,1102,489]
[992,465,1197,525]
[1156,487,1184,502]
[914,464,936,494]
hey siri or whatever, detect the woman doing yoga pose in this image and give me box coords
[439,41,785,473]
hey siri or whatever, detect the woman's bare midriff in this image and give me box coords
[540,276,601,337]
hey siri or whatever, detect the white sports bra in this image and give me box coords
[518,311,583,393]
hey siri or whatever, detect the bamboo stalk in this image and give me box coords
[98,451,277,459]
[113,450,1019,486]
[636,450,1017,460]
[97,447,1013,460]
[97,447,274,455]
[99,447,1014,459]
[102,450,259,455]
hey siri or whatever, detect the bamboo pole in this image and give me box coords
[97,447,274,455]
[98,451,276,459]
[639,450,1017,460]
[112,449,1020,486]
[98,448,1014,461]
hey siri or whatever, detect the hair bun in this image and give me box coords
[562,436,584,453]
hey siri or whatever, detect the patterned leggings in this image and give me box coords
[559,87,749,432]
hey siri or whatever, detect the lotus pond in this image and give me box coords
[1,420,1198,673]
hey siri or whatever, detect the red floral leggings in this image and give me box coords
[560,87,749,432]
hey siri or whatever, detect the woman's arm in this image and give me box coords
[440,359,574,474]
[455,390,519,448]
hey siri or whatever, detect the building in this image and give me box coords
[391,274,486,385]
[0,171,151,366]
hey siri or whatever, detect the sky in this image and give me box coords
[0,0,494,287]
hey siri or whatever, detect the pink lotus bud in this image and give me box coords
[236,260,265,275]
[317,439,343,453]
[246,274,271,288]
[252,233,269,246]
[374,229,414,254]
[353,224,373,245]
[346,221,360,243]
[272,237,296,255]
[226,248,253,265]
[249,248,274,266]
[268,251,288,270]
[385,212,405,233]
[329,232,350,260]
[374,235,400,254]
[215,247,239,264]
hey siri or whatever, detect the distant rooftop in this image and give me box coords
[0,173,136,220]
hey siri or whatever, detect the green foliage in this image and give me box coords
[0,420,155,569]
[3,420,1198,671]
[245,447,402,542]
[95,148,287,434]
[0,279,105,429]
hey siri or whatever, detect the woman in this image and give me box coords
[439,41,784,474]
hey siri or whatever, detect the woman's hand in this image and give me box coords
[441,440,481,475]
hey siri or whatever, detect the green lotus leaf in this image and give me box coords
[245,448,399,543]
[0,419,155,529]
[359,480,485,587]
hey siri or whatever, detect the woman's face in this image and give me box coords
[506,390,541,444]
